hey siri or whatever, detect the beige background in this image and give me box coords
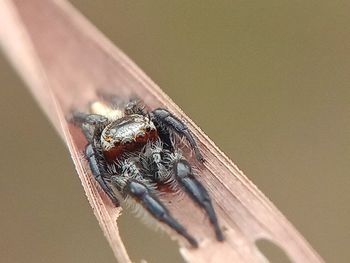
[0,1,349,262]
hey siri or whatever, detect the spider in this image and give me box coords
[71,95,223,247]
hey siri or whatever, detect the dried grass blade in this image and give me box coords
[0,0,324,262]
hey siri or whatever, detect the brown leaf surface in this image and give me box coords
[0,0,324,262]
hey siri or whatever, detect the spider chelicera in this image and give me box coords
[71,96,223,247]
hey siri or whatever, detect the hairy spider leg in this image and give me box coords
[111,161,198,247]
[127,181,198,247]
[153,124,174,153]
[85,144,119,205]
[124,98,147,116]
[173,159,224,241]
[71,112,119,205]
[151,109,204,162]
[71,112,109,127]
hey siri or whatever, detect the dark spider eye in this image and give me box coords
[145,126,151,132]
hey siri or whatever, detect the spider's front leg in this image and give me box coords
[151,108,204,162]
[85,144,119,206]
[71,112,119,205]
[173,159,224,241]
[127,181,198,247]
[111,161,198,247]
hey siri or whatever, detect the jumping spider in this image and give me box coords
[71,96,223,247]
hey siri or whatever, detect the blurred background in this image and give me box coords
[0,1,349,262]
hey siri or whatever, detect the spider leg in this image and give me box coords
[154,124,174,152]
[85,144,119,206]
[151,108,204,162]
[71,112,108,142]
[173,159,223,241]
[71,111,108,126]
[70,111,118,204]
[111,161,198,247]
[127,180,198,247]
[124,98,147,116]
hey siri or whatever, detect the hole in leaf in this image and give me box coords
[256,238,293,263]
[118,210,185,263]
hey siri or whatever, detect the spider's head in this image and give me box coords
[101,114,158,162]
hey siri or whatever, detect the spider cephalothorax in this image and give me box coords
[72,96,223,247]
[101,114,158,161]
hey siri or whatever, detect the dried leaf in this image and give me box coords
[0,0,324,262]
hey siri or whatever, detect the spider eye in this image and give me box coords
[145,126,151,132]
